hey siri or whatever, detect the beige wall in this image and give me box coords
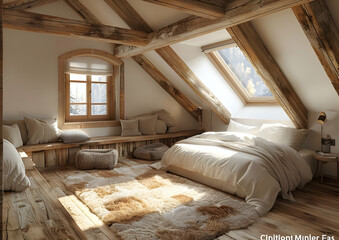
[3,29,198,137]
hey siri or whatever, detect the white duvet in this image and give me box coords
[153,132,312,216]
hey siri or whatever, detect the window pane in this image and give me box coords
[70,82,87,103]
[91,105,107,115]
[91,83,107,103]
[70,73,86,81]
[91,75,107,82]
[70,104,86,115]
[217,47,273,97]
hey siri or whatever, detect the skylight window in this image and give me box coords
[206,42,277,104]
[217,47,273,98]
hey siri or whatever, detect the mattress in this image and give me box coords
[154,132,313,215]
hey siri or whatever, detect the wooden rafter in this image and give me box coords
[133,55,201,121]
[3,9,148,46]
[115,0,313,58]
[227,22,308,129]
[142,0,225,19]
[103,0,203,121]
[104,0,153,33]
[3,0,58,10]
[157,46,231,124]
[293,0,339,95]
[63,0,101,24]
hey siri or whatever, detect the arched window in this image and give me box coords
[58,49,123,129]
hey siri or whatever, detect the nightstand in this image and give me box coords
[313,153,338,183]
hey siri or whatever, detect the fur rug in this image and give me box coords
[64,165,259,240]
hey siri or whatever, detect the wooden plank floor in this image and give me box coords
[3,158,339,240]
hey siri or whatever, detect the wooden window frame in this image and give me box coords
[65,74,113,122]
[58,49,124,129]
[205,42,278,105]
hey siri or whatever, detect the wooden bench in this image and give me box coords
[17,130,203,168]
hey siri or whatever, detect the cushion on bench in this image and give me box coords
[75,149,118,170]
[133,143,169,160]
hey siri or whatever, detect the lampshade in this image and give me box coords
[317,112,327,125]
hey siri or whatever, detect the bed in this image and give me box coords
[153,120,313,216]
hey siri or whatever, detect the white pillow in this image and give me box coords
[257,123,309,151]
[3,139,31,192]
[3,124,23,148]
[227,120,259,135]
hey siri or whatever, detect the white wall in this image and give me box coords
[3,2,197,137]
[124,57,198,130]
[304,111,339,177]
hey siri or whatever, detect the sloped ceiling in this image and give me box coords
[18,0,339,120]
[252,8,339,112]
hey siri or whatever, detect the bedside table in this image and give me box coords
[313,153,338,183]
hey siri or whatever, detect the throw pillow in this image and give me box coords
[155,120,167,134]
[3,124,23,148]
[3,139,31,192]
[60,130,91,143]
[139,115,157,135]
[3,120,28,145]
[156,110,176,127]
[121,119,142,136]
[24,117,60,145]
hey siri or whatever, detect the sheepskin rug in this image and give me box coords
[64,165,259,240]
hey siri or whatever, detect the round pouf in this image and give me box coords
[75,149,118,170]
[133,143,169,160]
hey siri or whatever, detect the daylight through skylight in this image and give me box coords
[217,47,273,98]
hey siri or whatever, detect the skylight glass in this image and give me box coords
[217,47,273,98]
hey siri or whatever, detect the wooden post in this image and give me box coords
[119,63,125,120]
[0,0,3,233]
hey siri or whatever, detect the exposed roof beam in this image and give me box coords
[157,46,231,124]
[3,9,149,46]
[115,0,313,58]
[63,0,101,24]
[293,0,339,95]
[227,22,308,129]
[3,0,59,10]
[142,0,225,19]
[104,0,153,33]
[133,55,201,121]
[104,0,202,121]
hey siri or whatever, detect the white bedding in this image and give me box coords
[153,132,312,216]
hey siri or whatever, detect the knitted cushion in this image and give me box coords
[133,143,169,160]
[75,149,118,170]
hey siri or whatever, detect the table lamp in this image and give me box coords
[317,112,327,138]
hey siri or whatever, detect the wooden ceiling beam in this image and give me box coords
[63,0,101,24]
[156,46,231,124]
[104,0,203,121]
[115,0,313,58]
[4,0,59,10]
[104,0,153,33]
[293,0,339,95]
[141,0,225,19]
[3,9,149,46]
[133,55,201,121]
[227,22,308,129]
